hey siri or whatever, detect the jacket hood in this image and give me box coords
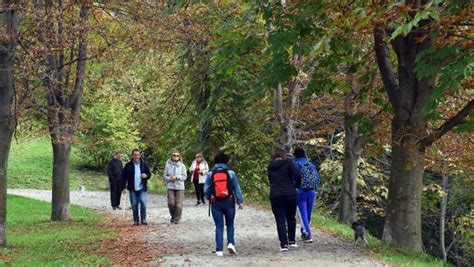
[268,159,288,171]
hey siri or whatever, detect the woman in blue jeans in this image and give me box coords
[204,152,244,257]
[267,147,302,252]
[293,147,319,243]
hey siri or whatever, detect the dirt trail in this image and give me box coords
[9,189,389,266]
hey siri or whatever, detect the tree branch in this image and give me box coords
[374,25,400,108]
[420,100,474,147]
[66,4,89,114]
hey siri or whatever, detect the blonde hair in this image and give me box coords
[169,151,183,163]
[195,153,207,163]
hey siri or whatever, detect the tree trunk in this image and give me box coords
[39,3,89,221]
[382,118,426,251]
[0,0,18,247]
[51,141,71,221]
[439,164,448,262]
[338,118,361,223]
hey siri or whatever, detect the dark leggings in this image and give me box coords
[271,195,297,247]
[193,179,205,203]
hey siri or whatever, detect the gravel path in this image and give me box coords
[8,189,389,266]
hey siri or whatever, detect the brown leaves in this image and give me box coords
[96,214,163,265]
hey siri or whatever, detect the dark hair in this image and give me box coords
[214,152,229,164]
[131,148,141,155]
[293,147,306,158]
[271,147,287,160]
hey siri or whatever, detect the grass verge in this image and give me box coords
[9,137,108,191]
[0,195,116,265]
[313,212,447,266]
[8,137,169,194]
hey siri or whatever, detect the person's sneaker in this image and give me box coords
[280,245,289,252]
[195,202,201,207]
[303,236,313,243]
[174,220,180,224]
[133,221,139,226]
[216,251,223,257]
[227,243,236,255]
[170,218,175,223]
[141,220,148,225]
[112,207,117,210]
[289,241,298,248]
[116,206,122,210]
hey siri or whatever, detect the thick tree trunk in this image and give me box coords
[51,141,71,221]
[0,0,18,247]
[382,119,426,251]
[439,165,448,262]
[338,119,361,223]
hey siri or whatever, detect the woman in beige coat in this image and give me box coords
[189,153,209,206]
[163,151,187,224]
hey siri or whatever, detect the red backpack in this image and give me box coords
[211,169,232,200]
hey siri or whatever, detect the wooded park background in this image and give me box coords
[0,0,472,265]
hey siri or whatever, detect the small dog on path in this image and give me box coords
[352,221,368,246]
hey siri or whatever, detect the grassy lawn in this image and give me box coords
[0,195,116,265]
[313,212,447,267]
[8,137,169,194]
[9,137,108,191]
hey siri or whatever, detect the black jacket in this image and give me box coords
[267,159,301,199]
[106,158,123,180]
[123,160,152,191]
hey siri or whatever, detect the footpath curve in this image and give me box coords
[9,189,389,267]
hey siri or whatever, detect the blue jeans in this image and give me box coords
[297,189,316,238]
[211,198,236,252]
[129,189,147,222]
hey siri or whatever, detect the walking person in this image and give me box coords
[163,151,187,224]
[293,147,320,243]
[204,152,244,257]
[268,147,301,252]
[123,149,152,226]
[189,153,209,206]
[106,151,124,210]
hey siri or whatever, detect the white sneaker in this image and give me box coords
[216,251,223,257]
[280,246,289,252]
[227,243,236,255]
[289,242,298,248]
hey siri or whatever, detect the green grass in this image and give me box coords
[0,195,116,265]
[8,137,108,191]
[313,212,448,266]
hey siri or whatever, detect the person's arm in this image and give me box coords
[177,164,187,181]
[201,162,209,175]
[230,171,244,207]
[142,163,151,180]
[289,161,302,188]
[163,163,172,182]
[106,161,113,178]
[203,172,212,199]
[122,163,128,190]
[189,161,196,173]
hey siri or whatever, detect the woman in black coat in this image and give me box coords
[267,147,301,252]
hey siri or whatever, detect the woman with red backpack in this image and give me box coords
[204,152,244,257]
